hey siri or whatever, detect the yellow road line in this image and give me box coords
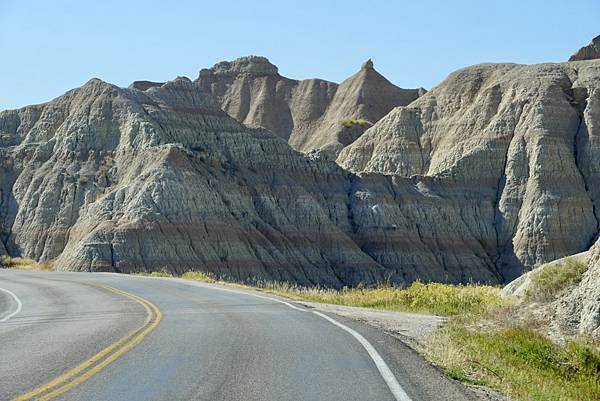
[12,283,162,401]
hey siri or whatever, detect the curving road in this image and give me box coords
[0,270,478,401]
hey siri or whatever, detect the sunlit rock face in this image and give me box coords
[0,72,498,287]
[2,46,600,288]
[195,56,423,158]
[338,60,600,281]
[555,244,600,337]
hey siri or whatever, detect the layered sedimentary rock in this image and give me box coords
[3,43,600,288]
[0,74,499,286]
[0,77,381,286]
[339,60,600,280]
[570,34,600,61]
[195,56,423,157]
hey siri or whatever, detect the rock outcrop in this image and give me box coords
[569,34,600,61]
[555,242,600,337]
[195,56,423,157]
[338,60,600,280]
[501,249,599,338]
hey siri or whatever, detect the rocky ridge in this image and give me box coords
[338,60,600,281]
[556,242,600,337]
[195,56,424,158]
[0,73,499,287]
[569,34,600,61]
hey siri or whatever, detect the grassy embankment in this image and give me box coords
[426,257,599,401]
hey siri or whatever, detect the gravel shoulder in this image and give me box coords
[295,301,445,350]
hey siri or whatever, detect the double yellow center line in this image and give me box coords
[12,283,162,401]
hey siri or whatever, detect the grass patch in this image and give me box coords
[428,320,600,401]
[182,271,216,283]
[341,118,371,128]
[0,256,52,271]
[525,257,588,302]
[170,272,504,317]
[134,271,174,278]
[257,281,505,316]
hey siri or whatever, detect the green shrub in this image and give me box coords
[341,118,371,128]
[525,257,588,302]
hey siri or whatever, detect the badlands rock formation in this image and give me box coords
[2,41,600,292]
[0,73,499,286]
[0,77,386,287]
[339,60,600,281]
[195,56,423,157]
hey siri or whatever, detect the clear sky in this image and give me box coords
[1,0,599,110]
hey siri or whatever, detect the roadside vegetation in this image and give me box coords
[428,311,600,401]
[427,258,599,401]
[133,271,174,278]
[174,263,599,400]
[182,271,215,282]
[257,281,504,316]
[171,271,504,316]
[0,256,52,271]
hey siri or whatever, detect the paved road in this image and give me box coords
[0,270,478,401]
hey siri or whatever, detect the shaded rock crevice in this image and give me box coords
[572,88,600,246]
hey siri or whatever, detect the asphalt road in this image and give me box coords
[0,270,478,401]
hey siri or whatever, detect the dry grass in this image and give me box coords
[524,257,588,302]
[341,118,371,128]
[173,271,505,316]
[181,271,216,283]
[0,256,52,271]
[257,281,506,316]
[134,271,174,278]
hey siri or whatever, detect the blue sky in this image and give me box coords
[1,0,598,110]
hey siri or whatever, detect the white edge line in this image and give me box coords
[161,277,412,401]
[312,311,412,401]
[0,287,22,322]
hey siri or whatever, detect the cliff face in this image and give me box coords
[339,60,600,280]
[195,56,423,158]
[0,77,383,287]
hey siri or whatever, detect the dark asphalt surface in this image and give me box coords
[0,270,478,401]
